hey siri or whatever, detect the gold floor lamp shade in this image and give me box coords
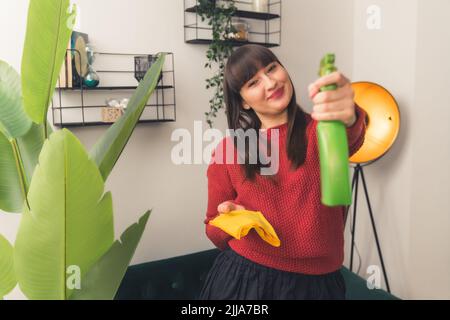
[350,81,400,165]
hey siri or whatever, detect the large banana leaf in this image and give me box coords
[14,129,114,300]
[90,53,166,181]
[0,60,31,139]
[17,122,52,187]
[0,58,50,213]
[0,122,50,214]
[70,211,151,300]
[21,0,75,126]
[0,234,16,299]
[0,132,23,213]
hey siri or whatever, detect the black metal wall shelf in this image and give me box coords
[185,39,279,47]
[53,119,176,128]
[59,85,174,91]
[185,6,280,20]
[184,0,281,48]
[52,51,176,128]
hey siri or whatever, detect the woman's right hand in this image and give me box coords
[217,201,246,213]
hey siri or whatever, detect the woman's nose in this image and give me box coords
[263,75,277,89]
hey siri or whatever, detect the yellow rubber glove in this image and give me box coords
[209,210,281,247]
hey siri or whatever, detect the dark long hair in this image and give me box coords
[223,44,308,181]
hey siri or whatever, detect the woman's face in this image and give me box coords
[239,61,293,126]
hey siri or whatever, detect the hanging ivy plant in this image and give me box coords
[197,0,237,128]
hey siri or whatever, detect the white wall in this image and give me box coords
[348,0,418,299]
[408,0,450,299]
[282,0,354,112]
[1,0,449,300]
[349,0,450,299]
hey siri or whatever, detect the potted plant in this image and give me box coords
[0,0,165,300]
[197,0,237,127]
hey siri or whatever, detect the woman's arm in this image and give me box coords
[346,103,367,157]
[204,144,242,251]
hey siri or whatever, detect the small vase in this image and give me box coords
[84,65,100,88]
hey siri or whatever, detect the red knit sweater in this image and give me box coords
[204,105,367,275]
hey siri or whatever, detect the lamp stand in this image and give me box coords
[345,163,391,293]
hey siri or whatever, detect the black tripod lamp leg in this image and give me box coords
[360,167,391,293]
[349,165,360,272]
[345,166,359,225]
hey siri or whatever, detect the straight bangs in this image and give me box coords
[225,45,278,94]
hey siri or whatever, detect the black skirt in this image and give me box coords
[199,249,346,300]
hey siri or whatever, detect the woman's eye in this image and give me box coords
[268,64,276,72]
[249,80,258,87]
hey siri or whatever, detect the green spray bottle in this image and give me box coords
[317,53,352,206]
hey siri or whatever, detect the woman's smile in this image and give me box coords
[268,86,285,100]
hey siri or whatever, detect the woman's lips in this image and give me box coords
[268,86,284,100]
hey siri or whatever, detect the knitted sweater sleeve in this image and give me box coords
[204,141,237,251]
[346,103,367,156]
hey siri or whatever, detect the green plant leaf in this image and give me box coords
[69,210,151,300]
[0,234,16,299]
[17,122,52,187]
[21,0,75,126]
[0,132,23,213]
[0,60,32,139]
[90,53,166,181]
[14,129,114,300]
[0,122,50,214]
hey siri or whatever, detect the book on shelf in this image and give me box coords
[66,40,73,88]
[57,61,66,88]
[57,41,70,88]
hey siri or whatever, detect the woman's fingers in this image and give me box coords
[311,107,355,125]
[308,71,350,99]
[311,84,350,105]
[308,71,356,126]
[313,99,349,114]
[311,109,345,121]
[217,201,245,213]
[217,202,231,212]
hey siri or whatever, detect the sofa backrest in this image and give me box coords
[115,249,398,300]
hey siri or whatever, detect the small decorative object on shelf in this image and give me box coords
[134,55,151,82]
[84,65,100,87]
[52,52,176,127]
[101,98,128,123]
[229,17,250,41]
[84,43,100,88]
[102,106,124,123]
[134,55,162,83]
[120,98,129,109]
[252,0,269,12]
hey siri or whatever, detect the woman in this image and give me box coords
[199,44,367,300]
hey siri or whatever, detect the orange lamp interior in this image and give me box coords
[350,81,400,164]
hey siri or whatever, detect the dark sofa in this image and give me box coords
[115,249,398,300]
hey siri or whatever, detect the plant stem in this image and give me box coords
[198,0,236,127]
[44,120,48,140]
[11,138,30,210]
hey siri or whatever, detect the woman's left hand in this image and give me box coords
[308,71,357,127]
